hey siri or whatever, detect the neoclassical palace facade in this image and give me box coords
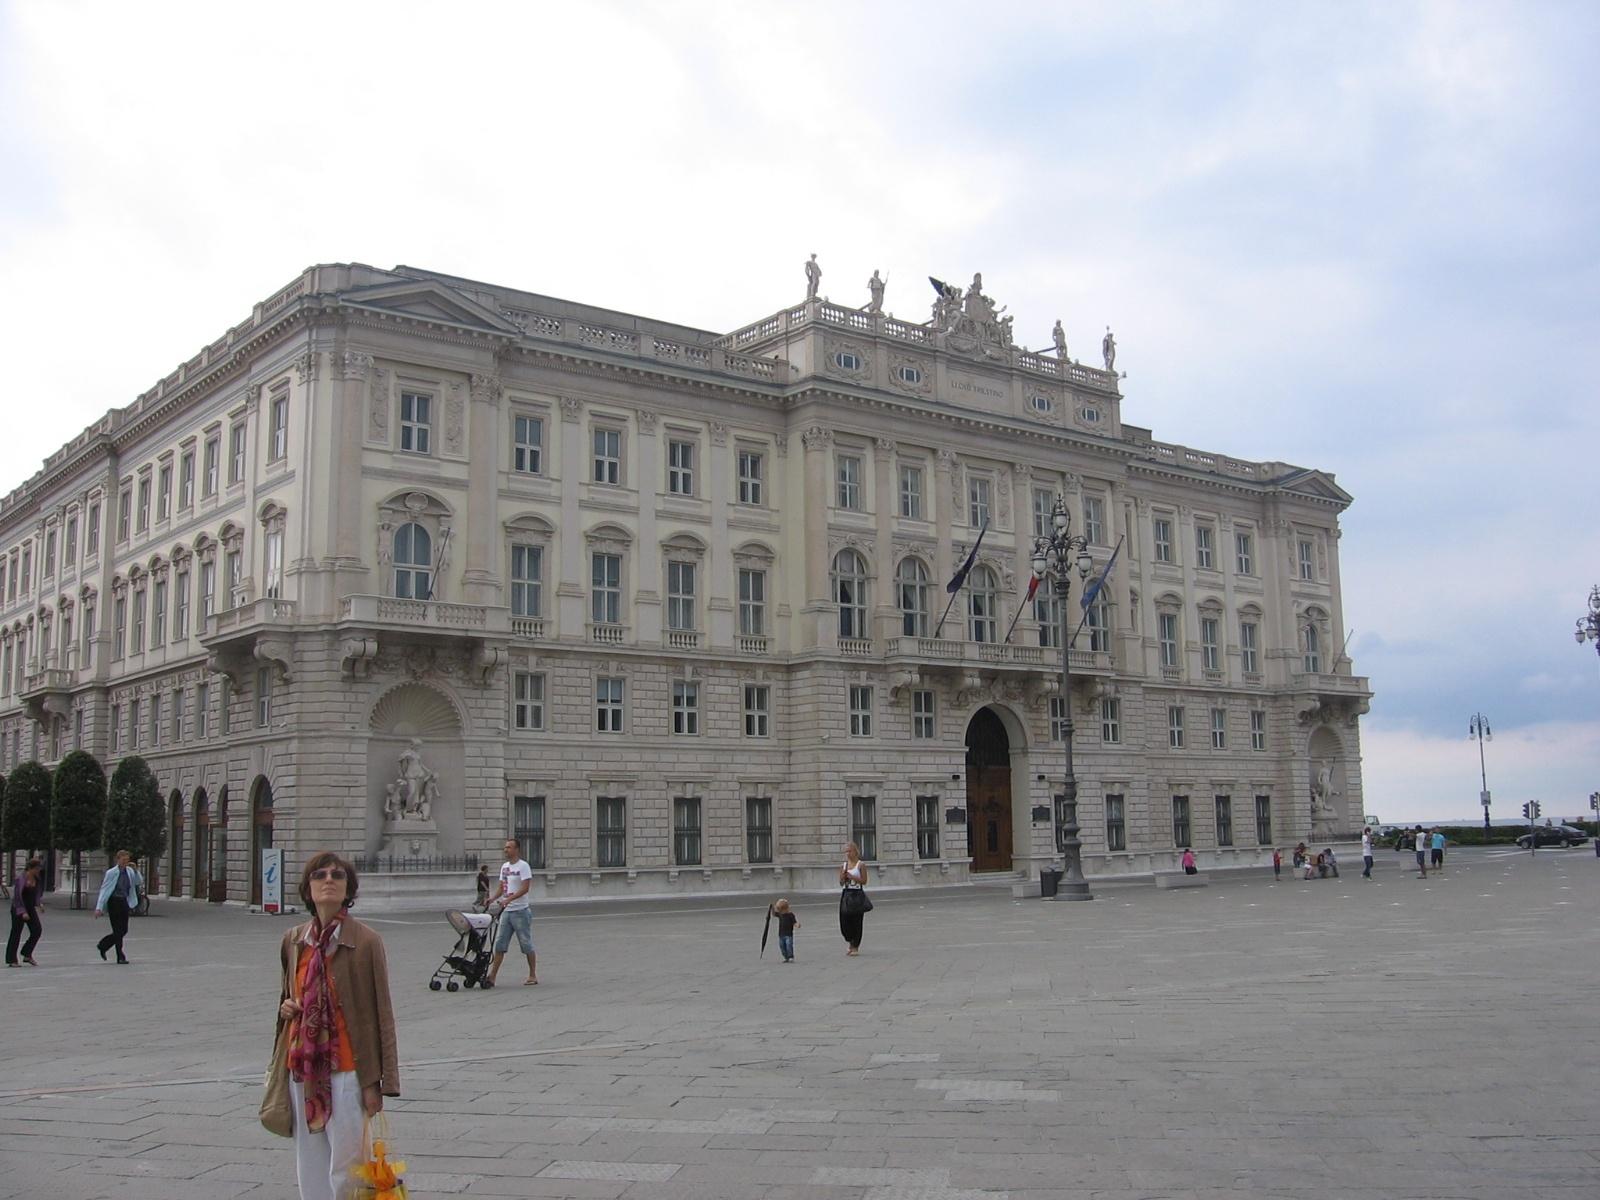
[0,262,1371,905]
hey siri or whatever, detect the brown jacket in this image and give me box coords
[276,917,400,1096]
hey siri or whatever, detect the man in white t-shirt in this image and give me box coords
[1361,827,1374,879]
[484,838,537,987]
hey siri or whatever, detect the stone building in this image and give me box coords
[0,261,1371,906]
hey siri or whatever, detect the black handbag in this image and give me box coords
[841,888,873,915]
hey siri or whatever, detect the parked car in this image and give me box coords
[1515,825,1590,849]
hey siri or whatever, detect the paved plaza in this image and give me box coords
[1,846,1597,1200]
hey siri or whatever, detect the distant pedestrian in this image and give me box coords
[1323,847,1339,878]
[6,857,43,967]
[773,898,800,962]
[484,838,537,987]
[94,849,143,964]
[1272,848,1282,880]
[1293,842,1308,869]
[1414,826,1428,878]
[1430,830,1445,871]
[1181,848,1198,875]
[1361,827,1374,878]
[474,864,492,910]
[839,842,870,956]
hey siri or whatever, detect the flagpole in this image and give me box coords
[933,589,961,640]
[1002,583,1035,644]
[935,520,988,639]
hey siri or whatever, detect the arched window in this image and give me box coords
[393,523,432,599]
[897,558,930,637]
[1303,622,1321,674]
[968,566,999,643]
[833,550,869,639]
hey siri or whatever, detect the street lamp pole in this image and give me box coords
[1032,495,1094,902]
[1469,712,1491,835]
[1574,585,1600,657]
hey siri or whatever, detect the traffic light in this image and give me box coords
[1532,801,1541,819]
[1521,802,1532,819]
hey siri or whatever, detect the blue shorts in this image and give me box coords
[495,907,534,954]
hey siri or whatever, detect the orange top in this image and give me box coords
[293,942,356,1073]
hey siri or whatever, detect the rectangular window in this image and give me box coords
[1298,538,1315,581]
[1201,617,1220,671]
[1101,697,1121,743]
[148,693,161,747]
[256,666,271,727]
[513,796,547,868]
[157,464,172,522]
[666,561,696,631]
[113,595,127,659]
[1172,795,1191,847]
[512,414,543,474]
[1159,612,1179,667]
[667,439,695,496]
[64,518,77,568]
[596,676,624,732]
[117,486,132,542]
[179,452,195,509]
[269,393,289,461]
[229,423,247,484]
[1086,596,1111,652]
[19,546,29,593]
[1049,695,1068,742]
[738,568,766,636]
[86,503,99,556]
[1032,488,1053,539]
[672,680,700,735]
[226,549,242,607]
[129,697,141,748]
[673,796,702,866]
[395,391,434,454]
[513,671,545,731]
[264,529,283,600]
[200,560,216,621]
[137,477,151,532]
[1215,795,1233,846]
[1240,620,1259,674]
[110,703,122,753]
[1254,794,1273,845]
[743,685,770,737]
[1168,705,1185,749]
[1195,524,1214,569]
[171,688,184,744]
[737,449,764,505]
[203,436,220,496]
[510,544,543,617]
[851,795,878,860]
[912,689,936,739]
[836,454,862,510]
[1083,495,1105,544]
[899,465,923,519]
[591,553,621,625]
[592,427,621,484]
[43,531,56,578]
[1250,710,1267,752]
[196,682,209,739]
[1210,707,1227,750]
[81,602,94,667]
[848,685,873,737]
[1035,592,1060,649]
[1236,530,1254,575]
[968,476,991,529]
[1105,794,1127,852]
[1153,517,1173,563]
[220,678,231,734]
[916,795,940,859]
[596,796,627,868]
[1303,626,1322,674]
[131,588,146,653]
[745,796,773,864]
[150,580,167,649]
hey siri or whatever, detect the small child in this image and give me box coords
[773,898,800,962]
[1272,848,1282,880]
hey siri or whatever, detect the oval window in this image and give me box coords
[1030,394,1052,413]
[897,365,923,385]
[1081,406,1101,423]
[834,351,862,372]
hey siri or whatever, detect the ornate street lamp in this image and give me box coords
[1032,495,1094,901]
[1574,585,1600,655]
[1468,712,1492,834]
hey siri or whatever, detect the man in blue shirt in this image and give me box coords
[93,849,143,964]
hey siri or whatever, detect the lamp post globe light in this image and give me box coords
[1468,712,1492,834]
[1032,495,1095,902]
[1575,585,1600,654]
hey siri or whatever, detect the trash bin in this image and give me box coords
[1040,868,1063,898]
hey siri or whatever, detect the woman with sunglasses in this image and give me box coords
[271,852,399,1200]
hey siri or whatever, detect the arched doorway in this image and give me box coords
[965,707,1013,872]
[168,790,185,898]
[191,790,211,900]
[249,777,274,907]
[211,786,229,903]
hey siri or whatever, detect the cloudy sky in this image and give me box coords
[2,2,1596,821]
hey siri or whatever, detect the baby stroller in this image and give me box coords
[429,908,499,991]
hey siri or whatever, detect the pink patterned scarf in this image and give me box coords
[287,911,345,1132]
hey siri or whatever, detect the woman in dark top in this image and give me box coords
[6,857,44,967]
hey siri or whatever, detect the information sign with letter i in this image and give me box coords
[262,848,284,914]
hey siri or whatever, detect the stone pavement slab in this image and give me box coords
[0,846,1597,1199]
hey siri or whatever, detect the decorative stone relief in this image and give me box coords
[801,426,832,451]
[710,422,728,446]
[295,351,318,386]
[560,396,582,423]
[469,373,502,407]
[773,433,789,458]
[637,410,658,434]
[874,437,896,460]
[444,382,466,455]
[341,351,372,382]
[997,474,1012,524]
[368,368,390,442]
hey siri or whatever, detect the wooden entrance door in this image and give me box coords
[965,707,1014,873]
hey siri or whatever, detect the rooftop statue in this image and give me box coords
[929,272,1014,356]
[1102,326,1117,373]
[804,253,821,301]
[1052,319,1068,358]
[866,269,885,314]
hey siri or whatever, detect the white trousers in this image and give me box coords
[289,1071,365,1200]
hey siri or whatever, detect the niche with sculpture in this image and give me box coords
[366,682,464,857]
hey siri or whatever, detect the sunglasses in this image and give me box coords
[309,867,347,882]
